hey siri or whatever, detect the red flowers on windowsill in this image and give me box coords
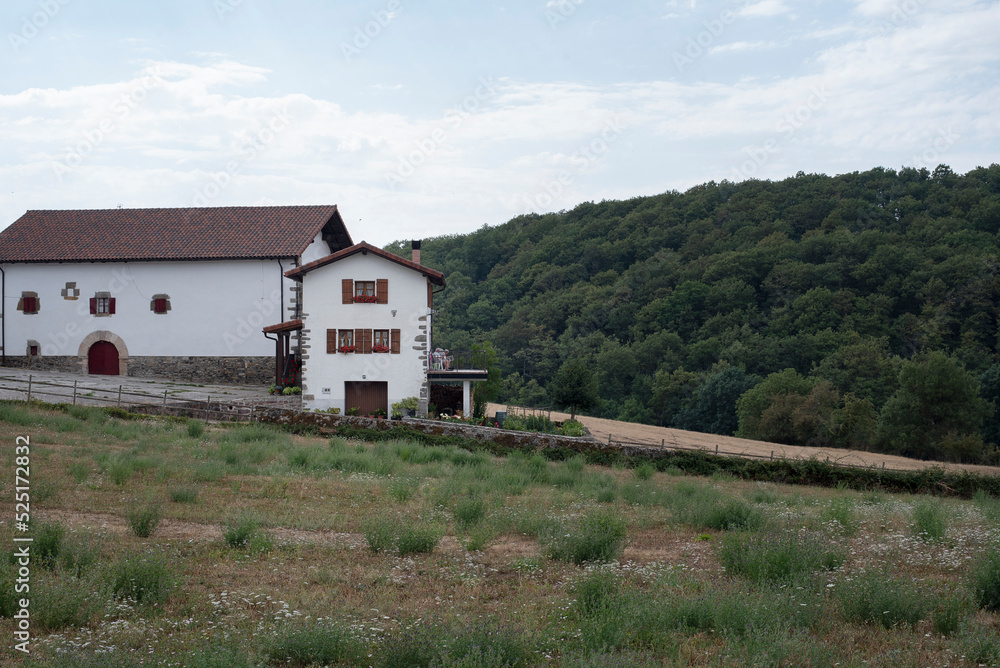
[353,295,379,303]
[338,345,357,353]
[372,344,390,353]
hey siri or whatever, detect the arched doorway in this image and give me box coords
[88,341,120,375]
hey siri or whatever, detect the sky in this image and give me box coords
[1,0,998,247]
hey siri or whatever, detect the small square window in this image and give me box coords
[90,294,116,316]
[373,330,390,352]
[20,293,39,314]
[338,329,355,351]
[355,281,375,297]
[96,297,111,314]
[152,297,169,314]
[29,345,38,357]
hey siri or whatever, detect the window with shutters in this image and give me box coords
[19,292,39,314]
[344,278,389,303]
[337,329,356,353]
[90,292,116,317]
[373,329,390,353]
[151,294,170,314]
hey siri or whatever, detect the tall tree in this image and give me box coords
[549,358,600,421]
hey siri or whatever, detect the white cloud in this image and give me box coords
[739,0,791,17]
[709,40,780,54]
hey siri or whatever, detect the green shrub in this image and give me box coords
[395,525,442,556]
[34,521,65,568]
[127,500,162,538]
[104,454,135,486]
[932,591,971,636]
[958,620,1000,665]
[718,529,843,583]
[107,554,172,605]
[387,476,419,503]
[911,499,949,542]
[59,531,103,578]
[32,573,104,631]
[377,620,530,668]
[223,513,265,549]
[263,619,366,666]
[633,463,655,481]
[453,495,487,528]
[837,571,929,628]
[170,486,199,503]
[187,419,205,438]
[543,512,627,564]
[574,570,622,618]
[560,420,586,437]
[363,516,398,554]
[968,549,1000,611]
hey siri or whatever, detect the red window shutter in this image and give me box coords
[23,297,36,313]
[376,279,388,304]
[90,298,97,314]
[154,298,167,313]
[327,329,336,354]
[108,298,116,314]
[390,329,400,354]
[362,329,373,354]
[342,279,354,304]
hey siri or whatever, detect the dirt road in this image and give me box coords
[489,403,1000,476]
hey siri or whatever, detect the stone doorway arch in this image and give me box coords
[78,331,129,376]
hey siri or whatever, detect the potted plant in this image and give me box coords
[373,408,387,419]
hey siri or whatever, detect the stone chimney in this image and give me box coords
[411,239,421,264]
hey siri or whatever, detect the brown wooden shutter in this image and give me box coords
[355,328,364,352]
[108,298,116,314]
[342,279,354,304]
[327,329,337,354]
[376,278,388,304]
[390,328,400,354]
[362,329,373,354]
[89,298,97,314]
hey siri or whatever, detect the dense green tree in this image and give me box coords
[877,352,993,461]
[549,358,600,420]
[674,367,760,436]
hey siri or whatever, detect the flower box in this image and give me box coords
[338,345,357,353]
[372,344,390,353]
[353,295,379,303]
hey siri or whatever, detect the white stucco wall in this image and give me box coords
[1,260,297,358]
[300,252,433,412]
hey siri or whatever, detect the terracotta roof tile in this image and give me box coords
[285,241,446,286]
[0,205,352,262]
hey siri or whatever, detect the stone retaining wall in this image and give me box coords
[2,355,274,386]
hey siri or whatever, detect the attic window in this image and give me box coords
[19,292,39,314]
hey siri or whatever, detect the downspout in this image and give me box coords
[276,260,286,320]
[0,265,5,365]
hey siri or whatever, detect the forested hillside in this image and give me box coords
[386,165,1000,463]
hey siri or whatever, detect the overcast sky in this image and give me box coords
[1,0,998,247]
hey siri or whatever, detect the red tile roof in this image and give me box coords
[0,206,353,262]
[285,241,446,286]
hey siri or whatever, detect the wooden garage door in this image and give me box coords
[88,341,119,375]
[344,381,388,416]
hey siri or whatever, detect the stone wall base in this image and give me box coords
[1,356,274,387]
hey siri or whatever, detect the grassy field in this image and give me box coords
[1,401,999,667]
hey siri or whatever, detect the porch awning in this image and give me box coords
[262,319,303,334]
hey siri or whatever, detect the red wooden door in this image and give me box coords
[88,341,119,375]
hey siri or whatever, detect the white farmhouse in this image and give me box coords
[0,205,352,384]
[268,241,451,415]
